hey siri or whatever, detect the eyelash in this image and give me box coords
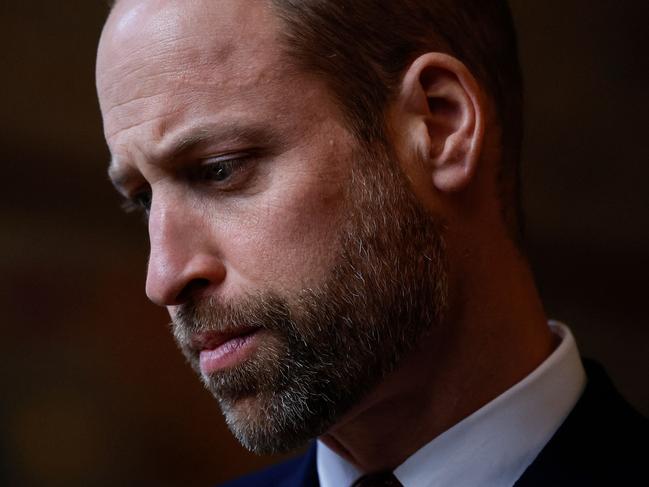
[121,192,151,216]
[120,155,254,217]
[195,155,250,185]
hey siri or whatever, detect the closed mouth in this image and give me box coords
[191,326,261,352]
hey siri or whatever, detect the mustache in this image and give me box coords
[170,293,293,346]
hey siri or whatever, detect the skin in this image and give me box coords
[97,0,555,474]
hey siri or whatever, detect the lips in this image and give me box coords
[194,327,261,375]
[192,326,259,351]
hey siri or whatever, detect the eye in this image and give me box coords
[134,190,152,211]
[121,189,152,215]
[201,160,237,182]
[196,155,254,188]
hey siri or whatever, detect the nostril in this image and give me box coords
[176,278,211,303]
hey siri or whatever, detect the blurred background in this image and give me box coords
[1,1,647,485]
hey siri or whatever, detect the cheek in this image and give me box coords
[217,168,348,293]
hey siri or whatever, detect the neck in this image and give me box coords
[319,235,554,473]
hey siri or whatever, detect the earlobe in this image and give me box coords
[397,53,485,193]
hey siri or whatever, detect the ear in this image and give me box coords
[394,53,485,193]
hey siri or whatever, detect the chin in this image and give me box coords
[218,394,314,455]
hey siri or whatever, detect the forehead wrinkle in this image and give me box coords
[157,120,283,162]
[101,39,284,130]
[103,51,291,142]
[108,119,283,191]
[105,104,184,142]
[100,45,230,109]
[103,75,280,142]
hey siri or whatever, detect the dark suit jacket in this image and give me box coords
[219,361,648,486]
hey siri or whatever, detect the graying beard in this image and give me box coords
[171,145,448,454]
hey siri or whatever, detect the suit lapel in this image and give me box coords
[514,360,647,486]
[280,442,319,487]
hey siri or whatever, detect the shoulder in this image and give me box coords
[217,444,318,487]
[516,360,648,486]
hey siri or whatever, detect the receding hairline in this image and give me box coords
[103,0,525,241]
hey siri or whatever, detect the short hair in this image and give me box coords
[270,0,524,239]
[106,0,524,239]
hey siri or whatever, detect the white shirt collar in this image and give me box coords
[317,322,586,487]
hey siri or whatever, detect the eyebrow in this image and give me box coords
[108,121,280,194]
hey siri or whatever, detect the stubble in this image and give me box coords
[172,142,448,454]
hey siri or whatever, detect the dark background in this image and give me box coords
[1,1,647,486]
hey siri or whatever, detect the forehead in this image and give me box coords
[99,0,279,73]
[97,0,289,147]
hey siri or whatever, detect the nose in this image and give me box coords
[145,193,226,306]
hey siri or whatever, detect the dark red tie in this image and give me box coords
[351,471,403,487]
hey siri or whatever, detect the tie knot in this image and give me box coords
[351,471,402,487]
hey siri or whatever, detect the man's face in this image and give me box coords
[97,0,447,453]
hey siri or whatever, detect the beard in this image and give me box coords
[171,140,448,454]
